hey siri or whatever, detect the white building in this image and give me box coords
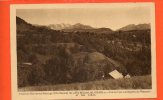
[109,70,123,79]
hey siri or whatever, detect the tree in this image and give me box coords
[28,62,46,86]
[44,54,70,84]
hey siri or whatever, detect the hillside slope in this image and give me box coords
[19,75,151,91]
[16,16,151,88]
[118,24,150,31]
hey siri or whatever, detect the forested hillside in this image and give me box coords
[16,17,151,87]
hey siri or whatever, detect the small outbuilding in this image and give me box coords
[124,74,131,78]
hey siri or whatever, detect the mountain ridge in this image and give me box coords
[16,16,150,33]
[48,23,94,30]
[118,24,150,31]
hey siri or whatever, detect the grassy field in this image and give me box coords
[19,75,151,91]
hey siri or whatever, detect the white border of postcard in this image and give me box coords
[10,3,156,100]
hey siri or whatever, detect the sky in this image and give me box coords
[16,4,152,30]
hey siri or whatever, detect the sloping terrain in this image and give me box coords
[16,16,151,88]
[118,24,150,31]
[19,75,151,91]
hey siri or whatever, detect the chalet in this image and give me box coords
[106,57,125,79]
[108,70,123,79]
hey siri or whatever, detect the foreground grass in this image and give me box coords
[19,75,151,91]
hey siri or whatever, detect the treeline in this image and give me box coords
[18,49,116,87]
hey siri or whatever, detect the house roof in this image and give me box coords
[109,70,123,79]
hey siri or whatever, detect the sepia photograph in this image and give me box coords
[10,3,156,99]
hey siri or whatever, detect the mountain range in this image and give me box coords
[16,16,150,33]
[48,23,150,32]
[47,23,115,33]
[48,23,93,30]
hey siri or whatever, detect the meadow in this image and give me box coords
[19,75,151,91]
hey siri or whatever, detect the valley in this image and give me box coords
[16,16,151,90]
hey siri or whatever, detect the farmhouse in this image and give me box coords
[108,70,123,79]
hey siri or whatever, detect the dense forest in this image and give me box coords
[16,17,151,87]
